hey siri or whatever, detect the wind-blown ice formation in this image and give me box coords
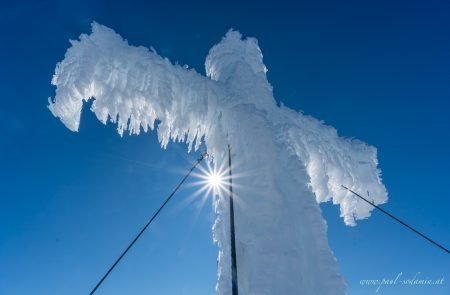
[49,23,388,294]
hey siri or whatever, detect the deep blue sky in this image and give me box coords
[0,0,449,294]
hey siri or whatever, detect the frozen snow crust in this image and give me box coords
[49,23,387,294]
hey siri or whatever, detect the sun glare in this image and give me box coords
[188,154,244,212]
[191,159,229,202]
[208,172,224,188]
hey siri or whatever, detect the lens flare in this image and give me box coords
[208,172,224,189]
[187,153,248,213]
[203,162,228,196]
[191,157,229,203]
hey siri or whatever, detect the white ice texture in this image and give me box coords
[49,23,388,294]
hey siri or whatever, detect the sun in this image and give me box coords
[191,158,229,201]
[202,163,228,196]
[207,171,225,189]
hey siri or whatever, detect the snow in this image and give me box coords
[49,23,388,294]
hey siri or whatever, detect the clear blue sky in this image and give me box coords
[0,0,449,294]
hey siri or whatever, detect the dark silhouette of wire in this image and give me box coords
[228,144,239,295]
[341,185,449,254]
[89,152,207,295]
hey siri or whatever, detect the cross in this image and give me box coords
[49,22,387,295]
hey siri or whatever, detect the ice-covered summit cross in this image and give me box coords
[49,23,387,294]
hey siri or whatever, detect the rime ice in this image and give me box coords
[49,23,387,294]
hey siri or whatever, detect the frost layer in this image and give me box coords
[49,23,387,295]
